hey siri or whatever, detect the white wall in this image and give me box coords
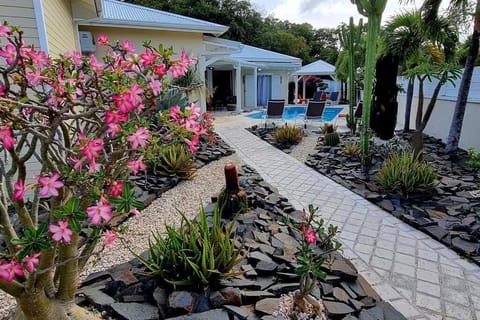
[396,66,480,150]
[397,95,480,150]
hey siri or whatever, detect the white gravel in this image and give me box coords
[0,153,243,319]
[289,130,320,163]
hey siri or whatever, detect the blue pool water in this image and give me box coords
[246,106,343,122]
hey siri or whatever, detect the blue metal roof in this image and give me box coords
[79,0,228,36]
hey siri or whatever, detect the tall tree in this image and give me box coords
[446,0,480,152]
[382,11,424,133]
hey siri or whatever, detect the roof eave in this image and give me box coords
[78,19,228,36]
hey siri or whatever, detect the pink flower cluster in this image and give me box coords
[165,104,215,153]
[0,253,41,283]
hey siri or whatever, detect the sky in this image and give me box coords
[248,0,450,29]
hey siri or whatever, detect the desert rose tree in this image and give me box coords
[0,25,211,319]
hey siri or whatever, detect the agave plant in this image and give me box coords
[137,205,244,290]
[156,144,197,179]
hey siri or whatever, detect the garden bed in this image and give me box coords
[78,165,407,320]
[247,125,480,265]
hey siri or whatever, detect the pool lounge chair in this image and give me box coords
[326,91,339,105]
[264,99,285,128]
[303,100,326,129]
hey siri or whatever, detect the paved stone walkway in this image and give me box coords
[215,114,480,320]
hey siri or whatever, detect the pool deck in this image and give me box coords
[214,112,480,320]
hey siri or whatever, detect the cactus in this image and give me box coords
[339,17,363,135]
[217,163,247,218]
[325,132,340,146]
[351,0,387,172]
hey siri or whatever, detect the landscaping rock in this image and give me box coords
[111,302,158,320]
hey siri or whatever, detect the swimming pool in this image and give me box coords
[246,106,344,122]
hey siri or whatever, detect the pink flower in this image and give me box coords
[108,181,124,197]
[113,92,135,114]
[149,77,162,96]
[120,40,135,54]
[38,173,64,197]
[87,200,112,225]
[126,127,150,150]
[25,68,42,86]
[23,253,41,273]
[0,127,16,150]
[97,34,109,45]
[0,262,24,282]
[104,110,127,126]
[13,179,26,201]
[77,134,104,162]
[64,51,83,67]
[0,25,11,38]
[27,49,50,68]
[139,49,157,67]
[0,83,5,97]
[49,220,73,243]
[102,230,117,247]
[130,207,140,216]
[127,158,146,175]
[0,43,17,65]
[304,229,317,244]
[153,64,167,77]
[169,62,188,78]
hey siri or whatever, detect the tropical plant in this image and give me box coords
[351,0,388,172]
[446,0,479,153]
[0,26,213,319]
[338,17,364,135]
[137,205,244,291]
[324,131,341,147]
[155,144,197,179]
[344,141,361,158]
[321,123,337,134]
[274,205,341,319]
[274,126,303,145]
[404,62,461,154]
[467,147,480,169]
[378,151,438,194]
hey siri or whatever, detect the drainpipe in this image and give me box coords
[198,56,207,112]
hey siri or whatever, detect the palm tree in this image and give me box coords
[446,0,479,152]
[406,0,477,152]
[383,11,424,132]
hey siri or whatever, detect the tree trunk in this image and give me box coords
[403,78,414,132]
[446,1,480,153]
[14,292,101,320]
[371,53,399,140]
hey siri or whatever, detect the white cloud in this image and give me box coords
[249,0,449,29]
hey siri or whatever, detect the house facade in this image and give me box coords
[1,0,301,112]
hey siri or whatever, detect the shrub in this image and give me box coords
[374,136,411,159]
[138,205,244,290]
[378,151,437,195]
[274,126,303,145]
[155,144,196,179]
[344,141,360,157]
[467,147,480,170]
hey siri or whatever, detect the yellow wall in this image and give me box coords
[42,0,79,56]
[79,26,206,106]
[0,0,40,48]
[79,26,204,59]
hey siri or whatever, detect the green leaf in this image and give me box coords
[70,218,82,234]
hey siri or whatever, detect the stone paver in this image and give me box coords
[215,114,480,320]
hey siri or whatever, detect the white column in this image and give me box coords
[302,77,306,100]
[253,67,258,109]
[207,67,213,97]
[235,64,242,112]
[294,75,299,104]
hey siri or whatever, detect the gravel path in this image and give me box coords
[0,153,243,319]
[289,130,320,163]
